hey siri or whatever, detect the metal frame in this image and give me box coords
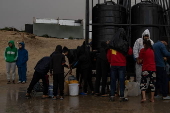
[85,0,170,44]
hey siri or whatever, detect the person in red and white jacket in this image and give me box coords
[138,39,156,103]
[107,47,132,101]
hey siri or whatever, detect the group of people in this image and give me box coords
[93,28,170,102]
[4,41,28,84]
[5,28,170,103]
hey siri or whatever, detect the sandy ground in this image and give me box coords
[0,30,84,84]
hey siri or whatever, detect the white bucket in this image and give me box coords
[69,83,79,96]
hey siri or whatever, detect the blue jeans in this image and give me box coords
[18,67,27,82]
[155,67,168,97]
[110,66,126,97]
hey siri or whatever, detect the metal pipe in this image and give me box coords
[159,0,163,7]
[129,0,131,45]
[85,0,89,44]
[165,0,169,9]
[89,23,170,27]
[162,0,166,11]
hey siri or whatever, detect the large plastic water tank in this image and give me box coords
[92,1,127,50]
[131,1,165,45]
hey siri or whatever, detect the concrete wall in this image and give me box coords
[33,23,83,39]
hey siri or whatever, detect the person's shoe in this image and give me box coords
[25,93,31,98]
[94,93,101,96]
[22,81,26,84]
[120,97,129,102]
[109,96,115,102]
[101,94,109,97]
[154,95,162,99]
[18,81,21,84]
[7,81,10,84]
[79,92,87,95]
[42,95,49,99]
[163,96,170,100]
[52,96,57,100]
[60,96,64,100]
[12,80,15,84]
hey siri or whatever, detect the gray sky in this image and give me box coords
[0,0,141,30]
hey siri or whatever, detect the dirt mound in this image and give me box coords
[0,30,84,82]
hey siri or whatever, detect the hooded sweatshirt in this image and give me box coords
[16,42,28,67]
[97,41,108,61]
[50,45,66,74]
[4,40,18,62]
[133,29,154,59]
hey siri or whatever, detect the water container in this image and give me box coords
[69,83,79,96]
[92,1,127,50]
[48,84,53,97]
[131,1,165,45]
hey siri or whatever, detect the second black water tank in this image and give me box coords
[131,1,165,46]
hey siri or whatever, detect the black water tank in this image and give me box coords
[131,1,165,46]
[92,1,126,50]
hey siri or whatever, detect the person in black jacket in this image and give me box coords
[95,41,110,96]
[25,56,51,98]
[78,42,94,95]
[50,45,67,100]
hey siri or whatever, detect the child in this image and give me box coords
[26,56,50,99]
[138,39,156,103]
[4,40,18,84]
[50,45,68,100]
[16,42,28,84]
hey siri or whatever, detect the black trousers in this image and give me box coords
[27,71,48,95]
[53,73,64,96]
[95,58,109,94]
[82,68,94,93]
[76,67,83,85]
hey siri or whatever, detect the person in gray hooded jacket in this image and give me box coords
[133,29,154,83]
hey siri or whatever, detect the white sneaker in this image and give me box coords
[163,96,170,100]
[154,95,162,99]
[22,81,26,84]
[18,81,21,84]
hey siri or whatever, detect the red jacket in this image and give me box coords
[139,48,156,71]
[107,48,133,66]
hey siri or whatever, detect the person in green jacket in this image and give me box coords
[4,40,18,84]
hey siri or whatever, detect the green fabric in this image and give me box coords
[4,40,18,62]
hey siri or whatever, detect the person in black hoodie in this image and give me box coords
[95,41,110,96]
[78,42,94,95]
[50,45,67,100]
[25,56,51,99]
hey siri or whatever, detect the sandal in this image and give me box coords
[150,99,154,103]
[141,99,146,103]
